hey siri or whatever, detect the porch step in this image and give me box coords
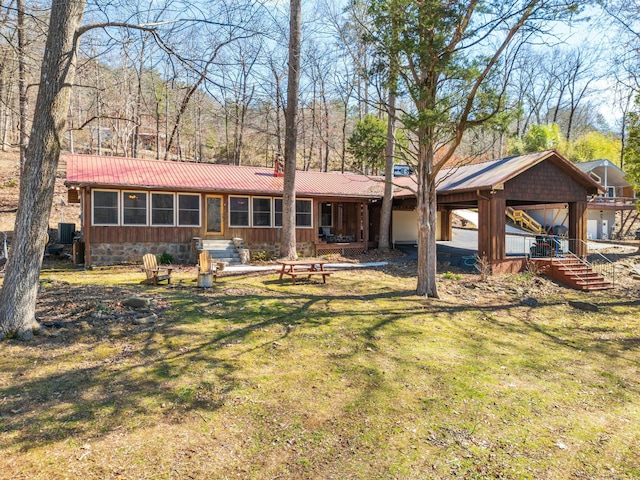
[200,239,241,265]
[547,258,613,291]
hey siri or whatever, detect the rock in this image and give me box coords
[521,297,539,307]
[132,313,158,325]
[122,297,152,308]
[78,321,91,331]
[568,300,599,312]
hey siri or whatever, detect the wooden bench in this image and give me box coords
[140,253,172,285]
[283,269,332,285]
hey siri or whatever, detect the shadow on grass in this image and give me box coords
[2,268,639,455]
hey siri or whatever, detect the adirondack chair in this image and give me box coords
[197,251,217,287]
[141,253,172,285]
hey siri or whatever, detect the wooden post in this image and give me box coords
[568,201,587,257]
[437,207,452,241]
[478,194,506,262]
[83,187,91,266]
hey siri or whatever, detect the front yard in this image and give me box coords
[1,260,640,479]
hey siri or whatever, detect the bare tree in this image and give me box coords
[0,0,87,340]
[280,0,301,260]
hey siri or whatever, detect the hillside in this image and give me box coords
[0,150,79,234]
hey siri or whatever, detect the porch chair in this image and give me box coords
[321,227,335,243]
[197,251,217,287]
[141,253,172,285]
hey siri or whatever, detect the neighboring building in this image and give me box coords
[65,150,603,269]
[522,159,638,240]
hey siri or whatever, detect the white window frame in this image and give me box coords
[229,195,251,227]
[177,193,201,227]
[274,197,283,228]
[92,189,120,226]
[252,196,272,228]
[273,197,313,228]
[295,198,313,228]
[122,190,148,226]
[150,192,176,226]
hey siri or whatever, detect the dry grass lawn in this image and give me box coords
[1,259,640,479]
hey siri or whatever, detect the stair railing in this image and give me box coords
[566,238,616,287]
[506,207,544,234]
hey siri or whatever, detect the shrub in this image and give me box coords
[158,252,174,265]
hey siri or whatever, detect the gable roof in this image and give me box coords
[574,159,629,186]
[393,150,604,197]
[65,150,604,201]
[65,154,384,199]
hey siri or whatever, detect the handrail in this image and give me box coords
[523,235,617,287]
[571,238,617,287]
[588,196,638,207]
[506,207,544,234]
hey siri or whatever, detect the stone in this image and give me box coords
[521,297,539,307]
[133,313,158,325]
[122,297,152,308]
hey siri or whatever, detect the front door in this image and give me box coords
[206,195,223,236]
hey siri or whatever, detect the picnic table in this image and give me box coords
[277,258,332,285]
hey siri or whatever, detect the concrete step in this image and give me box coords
[200,240,241,265]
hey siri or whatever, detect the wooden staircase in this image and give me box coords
[534,257,613,291]
[506,207,544,234]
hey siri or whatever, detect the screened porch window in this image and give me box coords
[151,193,175,226]
[178,194,200,226]
[230,196,250,227]
[274,198,312,227]
[295,199,312,227]
[93,190,119,225]
[122,191,148,225]
[253,197,272,227]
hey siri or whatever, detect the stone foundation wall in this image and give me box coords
[89,242,194,266]
[244,241,315,260]
[89,240,315,266]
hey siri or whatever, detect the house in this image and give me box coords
[522,159,638,240]
[64,150,603,271]
[65,154,385,265]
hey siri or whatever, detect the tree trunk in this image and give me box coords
[378,90,396,251]
[0,0,86,340]
[280,0,301,260]
[415,148,439,298]
[415,75,439,298]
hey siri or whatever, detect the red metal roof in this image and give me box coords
[65,154,385,198]
[393,150,604,197]
[65,150,602,200]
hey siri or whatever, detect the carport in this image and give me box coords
[393,150,604,273]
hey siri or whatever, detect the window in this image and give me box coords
[274,198,283,227]
[273,198,312,228]
[253,197,272,227]
[296,199,312,227]
[93,190,119,225]
[320,202,333,227]
[178,194,200,226]
[151,193,175,226]
[229,196,250,227]
[122,191,148,225]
